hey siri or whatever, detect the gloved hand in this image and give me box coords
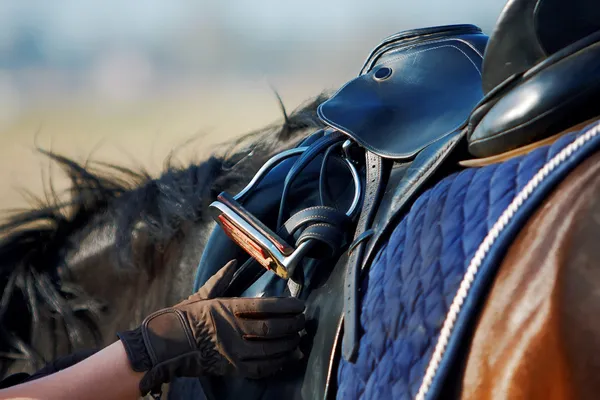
[117,260,306,396]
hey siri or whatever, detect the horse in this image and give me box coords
[3,0,600,399]
[0,94,328,378]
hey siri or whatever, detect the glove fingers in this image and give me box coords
[239,334,301,360]
[195,260,238,299]
[239,313,305,339]
[232,297,305,318]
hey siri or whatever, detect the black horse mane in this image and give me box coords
[0,93,327,373]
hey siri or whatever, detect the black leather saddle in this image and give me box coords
[467,0,600,157]
[196,24,488,400]
[190,1,600,399]
[317,25,487,363]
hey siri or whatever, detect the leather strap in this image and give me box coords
[224,206,351,297]
[296,223,346,259]
[281,206,349,238]
[342,151,390,362]
[361,132,465,281]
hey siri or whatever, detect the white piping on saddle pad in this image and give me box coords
[415,120,600,400]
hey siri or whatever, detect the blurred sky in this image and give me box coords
[0,0,507,120]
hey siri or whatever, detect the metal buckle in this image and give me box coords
[209,140,362,279]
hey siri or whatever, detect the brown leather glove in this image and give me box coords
[117,260,306,396]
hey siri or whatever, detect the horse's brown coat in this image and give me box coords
[461,150,600,400]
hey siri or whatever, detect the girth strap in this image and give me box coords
[296,224,344,258]
[342,151,390,362]
[282,206,350,259]
[281,206,350,237]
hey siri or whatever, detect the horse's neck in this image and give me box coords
[62,216,210,350]
[461,115,600,168]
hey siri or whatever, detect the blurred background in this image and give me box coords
[0,0,506,209]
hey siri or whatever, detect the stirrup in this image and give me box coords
[208,139,362,279]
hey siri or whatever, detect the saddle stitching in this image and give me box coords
[376,44,482,76]
[364,37,484,73]
[285,211,347,234]
[297,224,340,242]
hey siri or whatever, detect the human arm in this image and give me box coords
[0,341,142,400]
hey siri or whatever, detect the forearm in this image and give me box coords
[0,341,143,400]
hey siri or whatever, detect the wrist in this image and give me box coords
[124,308,198,397]
[117,326,153,373]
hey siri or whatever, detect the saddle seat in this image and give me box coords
[467,0,600,158]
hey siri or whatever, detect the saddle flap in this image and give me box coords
[317,25,487,161]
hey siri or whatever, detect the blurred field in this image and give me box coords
[0,76,343,211]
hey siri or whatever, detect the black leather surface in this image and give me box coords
[197,130,357,400]
[316,25,488,365]
[358,25,484,75]
[481,0,547,95]
[342,152,390,362]
[195,133,324,289]
[300,252,349,400]
[482,0,600,94]
[361,130,467,278]
[469,0,600,157]
[318,25,486,160]
[470,34,600,157]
